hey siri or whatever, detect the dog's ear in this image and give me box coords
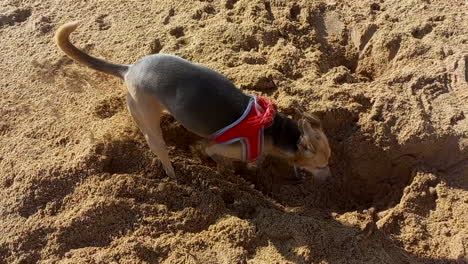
[298,118,317,155]
[302,112,322,129]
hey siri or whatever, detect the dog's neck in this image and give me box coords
[263,113,301,157]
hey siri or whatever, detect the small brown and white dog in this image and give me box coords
[55,22,331,179]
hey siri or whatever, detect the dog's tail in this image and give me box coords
[54,21,129,78]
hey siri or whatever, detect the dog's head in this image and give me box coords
[291,113,331,179]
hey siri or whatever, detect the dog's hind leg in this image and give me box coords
[126,93,175,178]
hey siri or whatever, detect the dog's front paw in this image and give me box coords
[163,164,176,178]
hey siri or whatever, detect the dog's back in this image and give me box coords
[55,22,331,179]
[126,54,251,137]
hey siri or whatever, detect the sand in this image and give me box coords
[0,0,467,263]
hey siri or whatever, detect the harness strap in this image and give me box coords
[211,95,276,162]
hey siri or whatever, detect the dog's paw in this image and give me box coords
[163,164,176,179]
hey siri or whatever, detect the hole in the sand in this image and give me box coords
[170,106,413,213]
[305,108,417,211]
[183,109,465,213]
[317,111,464,212]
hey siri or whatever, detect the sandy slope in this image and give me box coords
[0,0,467,263]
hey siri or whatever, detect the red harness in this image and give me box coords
[211,96,276,162]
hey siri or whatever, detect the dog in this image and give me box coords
[54,21,331,179]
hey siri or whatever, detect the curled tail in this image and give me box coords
[54,21,129,78]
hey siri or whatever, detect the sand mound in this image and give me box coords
[0,0,467,263]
